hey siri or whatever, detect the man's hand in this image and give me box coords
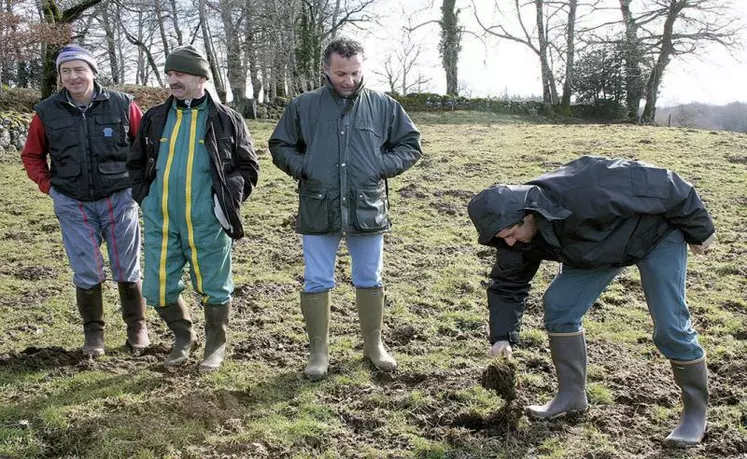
[490,340,513,359]
[689,231,716,256]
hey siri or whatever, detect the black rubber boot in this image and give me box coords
[117,281,151,354]
[199,302,230,373]
[155,298,195,368]
[76,284,105,357]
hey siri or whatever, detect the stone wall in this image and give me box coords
[0,112,31,160]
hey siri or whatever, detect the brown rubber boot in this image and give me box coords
[356,287,397,371]
[527,330,589,419]
[155,298,195,368]
[664,357,708,448]
[117,281,151,354]
[301,291,331,380]
[76,284,105,357]
[199,301,230,373]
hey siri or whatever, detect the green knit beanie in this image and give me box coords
[164,45,211,79]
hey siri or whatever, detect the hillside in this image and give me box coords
[655,102,747,133]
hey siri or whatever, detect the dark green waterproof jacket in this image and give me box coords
[467,156,715,346]
[269,83,422,235]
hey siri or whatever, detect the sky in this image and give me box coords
[359,0,747,107]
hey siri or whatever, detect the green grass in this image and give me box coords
[0,112,746,457]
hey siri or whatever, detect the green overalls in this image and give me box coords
[142,100,232,307]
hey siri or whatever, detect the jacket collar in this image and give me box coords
[52,81,110,106]
[324,74,365,100]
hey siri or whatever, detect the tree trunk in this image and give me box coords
[440,0,460,95]
[167,0,183,46]
[121,23,164,87]
[198,0,226,101]
[218,0,246,101]
[115,1,125,83]
[641,0,683,123]
[560,0,577,115]
[535,0,554,110]
[246,29,261,100]
[620,0,644,122]
[154,0,170,57]
[100,1,120,84]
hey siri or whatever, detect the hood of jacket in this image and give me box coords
[468,184,572,246]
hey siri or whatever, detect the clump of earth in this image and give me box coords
[481,358,517,402]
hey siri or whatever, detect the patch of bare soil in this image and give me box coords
[13,265,57,281]
[433,201,461,216]
[397,183,428,199]
[231,333,304,368]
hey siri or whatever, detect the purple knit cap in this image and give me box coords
[56,45,98,74]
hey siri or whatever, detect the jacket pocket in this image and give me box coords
[46,117,74,144]
[352,183,388,232]
[54,163,81,178]
[631,167,669,198]
[94,116,125,152]
[298,188,330,233]
[98,161,129,176]
[354,121,386,179]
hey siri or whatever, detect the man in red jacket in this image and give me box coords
[21,45,150,357]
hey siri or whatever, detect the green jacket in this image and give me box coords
[269,83,422,235]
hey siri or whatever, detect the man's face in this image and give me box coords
[59,60,95,99]
[324,52,364,96]
[166,71,207,100]
[495,214,538,246]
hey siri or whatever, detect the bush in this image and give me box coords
[112,84,171,111]
[0,88,41,113]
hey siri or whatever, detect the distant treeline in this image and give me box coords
[655,102,747,133]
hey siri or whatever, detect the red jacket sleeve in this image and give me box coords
[128,102,143,140]
[21,114,52,194]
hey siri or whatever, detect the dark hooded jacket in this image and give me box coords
[467,156,715,345]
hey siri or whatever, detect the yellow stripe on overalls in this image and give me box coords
[185,109,204,300]
[159,110,183,306]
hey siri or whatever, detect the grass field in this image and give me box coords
[0,111,746,458]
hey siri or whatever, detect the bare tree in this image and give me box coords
[217,0,247,100]
[197,0,226,101]
[619,0,645,121]
[639,0,739,123]
[373,28,432,95]
[97,0,120,83]
[473,0,560,109]
[559,0,577,114]
[409,0,463,95]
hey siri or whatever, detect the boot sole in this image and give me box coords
[527,407,588,420]
[82,349,105,357]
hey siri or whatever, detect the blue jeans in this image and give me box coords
[303,233,384,293]
[543,230,703,361]
[50,187,141,289]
